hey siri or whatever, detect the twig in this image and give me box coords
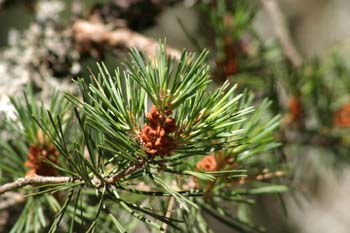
[0,176,72,195]
[72,0,82,17]
[261,0,303,68]
[106,158,147,183]
[0,162,146,196]
[0,192,25,210]
[0,159,147,195]
[161,196,176,233]
[73,19,182,60]
[161,180,179,232]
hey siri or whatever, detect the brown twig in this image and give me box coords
[0,192,25,210]
[261,0,303,68]
[72,0,83,17]
[0,176,72,195]
[72,19,182,60]
[0,159,148,195]
[161,179,179,233]
[161,196,176,233]
[106,158,147,183]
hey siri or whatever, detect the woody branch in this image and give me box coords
[0,176,72,195]
[0,159,148,195]
[261,0,303,68]
[73,19,182,60]
[0,192,25,210]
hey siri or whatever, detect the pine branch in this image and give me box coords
[0,41,283,231]
[0,176,72,195]
[261,0,303,68]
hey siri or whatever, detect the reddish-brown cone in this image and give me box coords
[139,104,177,157]
[216,36,239,78]
[334,103,350,127]
[196,154,218,172]
[25,143,59,176]
[285,95,303,125]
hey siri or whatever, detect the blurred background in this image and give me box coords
[1,0,350,232]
